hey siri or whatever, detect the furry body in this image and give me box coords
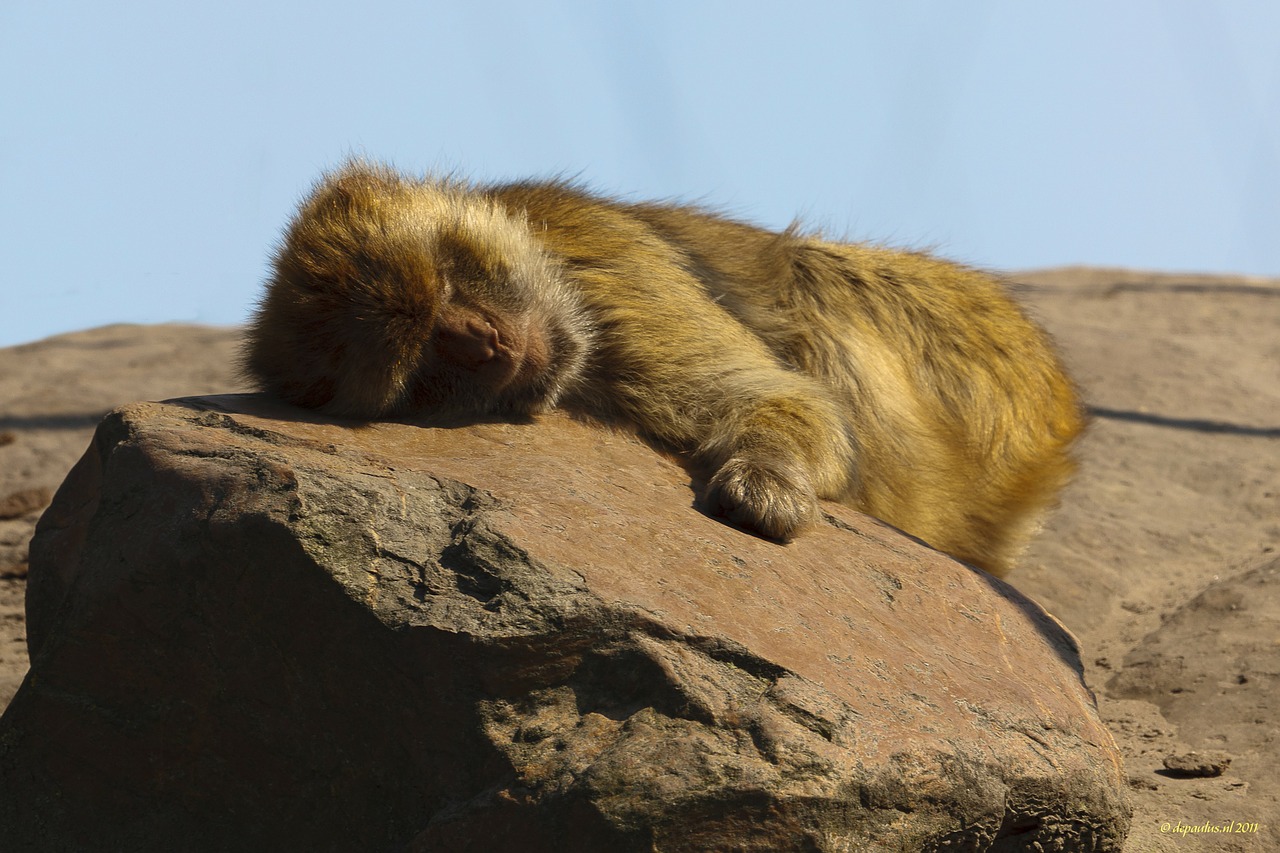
[243,162,1085,574]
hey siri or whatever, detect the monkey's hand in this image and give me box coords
[707,456,820,541]
[694,388,855,541]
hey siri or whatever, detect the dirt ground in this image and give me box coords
[1,267,1276,850]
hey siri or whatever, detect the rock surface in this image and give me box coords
[0,323,247,704]
[0,394,1129,851]
[1162,752,1233,779]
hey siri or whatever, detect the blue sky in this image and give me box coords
[2,0,1277,347]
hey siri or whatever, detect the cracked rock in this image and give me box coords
[0,395,1130,851]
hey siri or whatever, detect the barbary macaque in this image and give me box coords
[242,161,1085,575]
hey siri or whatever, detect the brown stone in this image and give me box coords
[0,486,51,520]
[1162,751,1232,778]
[0,395,1130,851]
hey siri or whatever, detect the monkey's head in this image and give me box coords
[242,162,592,419]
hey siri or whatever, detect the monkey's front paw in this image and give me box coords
[706,459,818,541]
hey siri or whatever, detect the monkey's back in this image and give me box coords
[511,190,1083,570]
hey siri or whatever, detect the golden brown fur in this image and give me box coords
[242,161,1085,575]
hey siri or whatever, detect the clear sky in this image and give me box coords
[2,0,1277,347]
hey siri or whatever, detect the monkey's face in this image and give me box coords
[242,163,592,420]
[396,274,586,418]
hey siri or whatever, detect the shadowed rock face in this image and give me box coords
[0,395,1129,851]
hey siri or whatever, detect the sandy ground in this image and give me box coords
[0,268,1276,850]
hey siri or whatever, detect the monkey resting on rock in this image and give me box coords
[242,161,1085,576]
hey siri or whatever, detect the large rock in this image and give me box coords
[0,395,1129,851]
